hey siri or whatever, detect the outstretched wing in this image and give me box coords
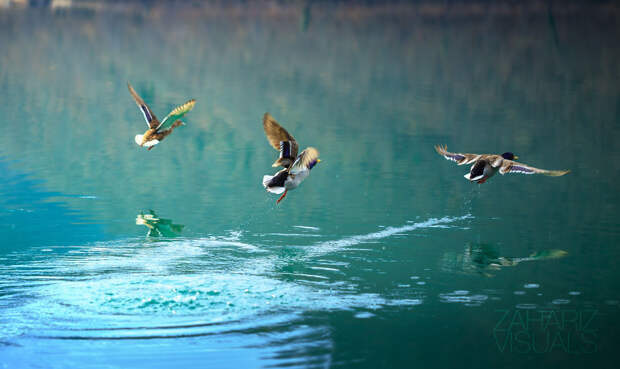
[157,99,196,131]
[290,147,319,174]
[434,145,481,165]
[499,160,570,176]
[263,113,299,160]
[128,82,159,129]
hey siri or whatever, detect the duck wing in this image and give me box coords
[290,147,319,174]
[156,99,196,131]
[263,113,299,166]
[128,82,160,129]
[435,145,482,165]
[499,160,570,176]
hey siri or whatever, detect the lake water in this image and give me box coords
[1,1,619,368]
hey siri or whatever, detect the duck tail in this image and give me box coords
[262,175,274,188]
[263,175,286,194]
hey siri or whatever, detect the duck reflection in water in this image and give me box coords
[136,210,184,237]
[441,242,567,277]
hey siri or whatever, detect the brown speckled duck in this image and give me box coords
[128,82,195,150]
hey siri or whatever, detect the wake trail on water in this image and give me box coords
[299,214,473,259]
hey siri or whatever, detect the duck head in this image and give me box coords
[501,152,518,160]
[171,120,185,129]
[309,158,321,169]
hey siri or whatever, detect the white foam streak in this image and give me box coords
[293,225,320,231]
[303,215,472,258]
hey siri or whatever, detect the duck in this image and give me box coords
[435,145,569,184]
[128,82,196,150]
[262,113,320,204]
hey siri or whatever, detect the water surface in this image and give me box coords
[1,2,619,368]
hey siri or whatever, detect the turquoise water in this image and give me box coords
[1,2,619,368]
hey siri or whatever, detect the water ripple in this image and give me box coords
[0,215,472,342]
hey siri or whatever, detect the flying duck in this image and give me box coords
[262,113,320,204]
[435,145,570,184]
[128,82,195,150]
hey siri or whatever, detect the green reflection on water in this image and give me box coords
[136,210,184,237]
[441,242,568,277]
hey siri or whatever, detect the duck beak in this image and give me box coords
[514,155,519,160]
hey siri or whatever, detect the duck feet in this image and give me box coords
[276,190,288,204]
